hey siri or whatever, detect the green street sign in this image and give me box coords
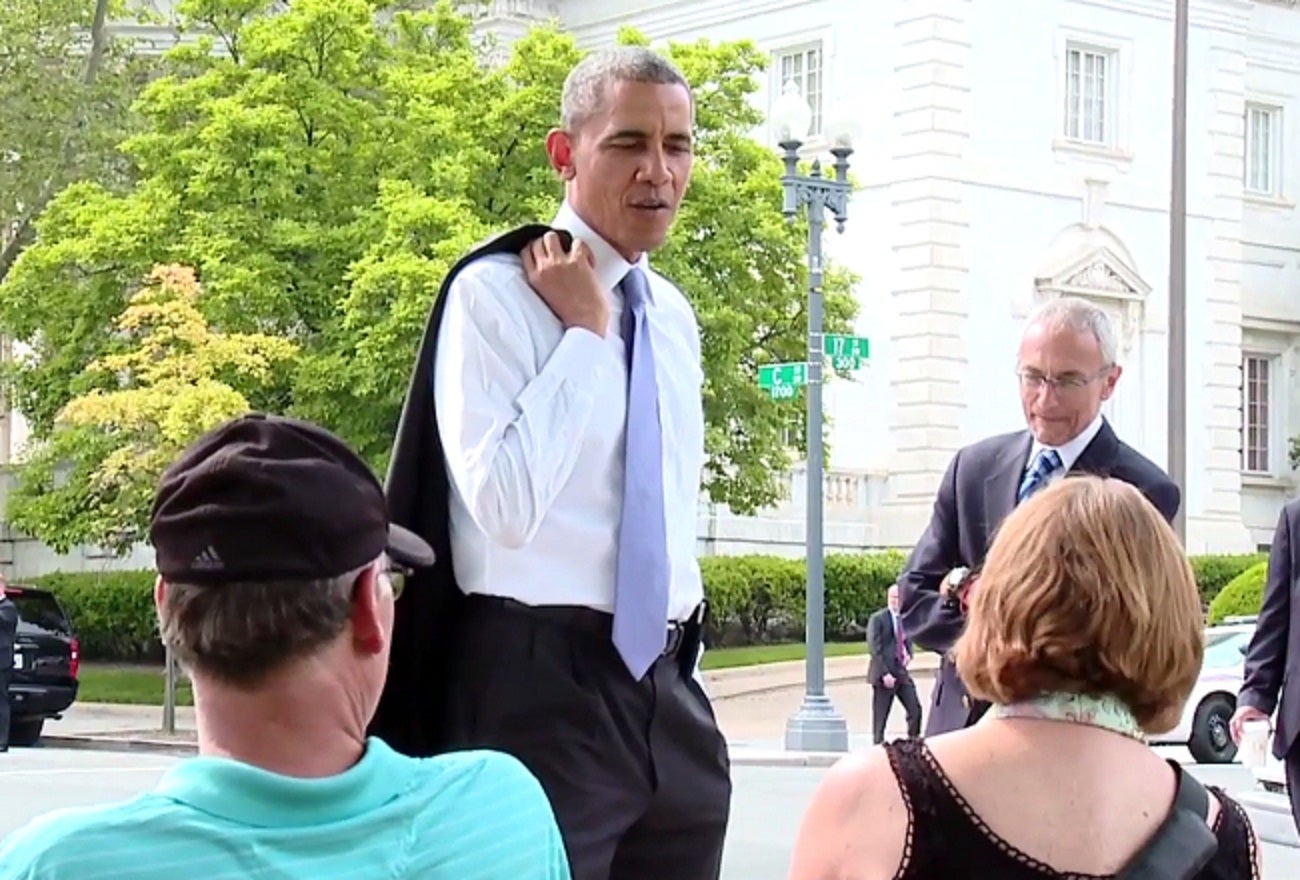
[824,334,870,361]
[758,362,807,399]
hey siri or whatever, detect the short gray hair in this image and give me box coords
[158,563,370,688]
[1025,296,1119,366]
[560,46,691,131]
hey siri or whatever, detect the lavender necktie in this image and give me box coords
[613,267,670,680]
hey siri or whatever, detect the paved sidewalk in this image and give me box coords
[41,652,941,763]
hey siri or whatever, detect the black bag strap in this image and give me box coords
[1117,760,1218,880]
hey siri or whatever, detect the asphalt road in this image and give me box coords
[1,747,1297,878]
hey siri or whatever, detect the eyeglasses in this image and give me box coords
[1015,365,1113,394]
[383,563,413,601]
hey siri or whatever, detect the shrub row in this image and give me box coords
[1207,561,1269,624]
[29,570,160,662]
[25,551,1268,662]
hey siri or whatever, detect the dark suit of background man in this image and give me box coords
[899,296,1179,737]
[0,578,16,752]
[1233,499,1300,834]
[371,47,729,880]
[867,584,922,744]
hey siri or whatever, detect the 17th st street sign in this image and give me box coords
[757,335,870,399]
[824,334,870,370]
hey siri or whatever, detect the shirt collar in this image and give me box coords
[1028,412,1105,474]
[552,201,654,302]
[152,737,402,828]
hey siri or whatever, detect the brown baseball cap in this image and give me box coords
[149,413,433,584]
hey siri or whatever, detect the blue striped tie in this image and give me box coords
[612,268,670,680]
[1018,449,1063,503]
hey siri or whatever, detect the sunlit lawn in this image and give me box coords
[77,642,868,704]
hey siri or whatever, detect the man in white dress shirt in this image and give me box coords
[374,47,730,880]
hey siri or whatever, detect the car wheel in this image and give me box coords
[8,717,44,747]
[1188,694,1237,764]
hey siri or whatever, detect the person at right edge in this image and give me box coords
[0,578,15,753]
[386,48,730,880]
[899,296,1180,736]
[1232,497,1300,836]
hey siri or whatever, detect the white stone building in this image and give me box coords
[4,0,1297,574]
[527,0,1300,557]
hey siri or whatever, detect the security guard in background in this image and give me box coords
[0,576,17,751]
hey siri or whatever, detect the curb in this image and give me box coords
[38,734,848,767]
[45,654,942,757]
[709,664,936,702]
[40,735,198,757]
[728,749,845,768]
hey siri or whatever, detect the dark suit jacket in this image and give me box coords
[0,596,16,675]
[367,224,568,757]
[866,608,912,686]
[899,419,1179,734]
[1239,499,1300,761]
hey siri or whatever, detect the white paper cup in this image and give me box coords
[1239,719,1271,768]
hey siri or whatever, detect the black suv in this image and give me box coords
[6,586,79,746]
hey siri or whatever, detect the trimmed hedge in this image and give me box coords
[28,570,159,663]
[698,550,907,645]
[1190,553,1267,607]
[22,551,1262,661]
[1207,561,1268,624]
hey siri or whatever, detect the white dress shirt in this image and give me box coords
[1024,412,1105,486]
[432,202,706,622]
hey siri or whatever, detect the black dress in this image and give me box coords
[882,739,1256,879]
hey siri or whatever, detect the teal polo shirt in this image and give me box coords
[0,738,571,880]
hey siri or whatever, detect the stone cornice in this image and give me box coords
[560,0,824,42]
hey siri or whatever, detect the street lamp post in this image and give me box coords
[1168,0,1188,542]
[772,82,851,753]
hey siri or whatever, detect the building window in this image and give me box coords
[1242,353,1273,473]
[775,45,822,135]
[1064,44,1114,145]
[1245,103,1282,197]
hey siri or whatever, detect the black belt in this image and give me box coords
[466,594,705,659]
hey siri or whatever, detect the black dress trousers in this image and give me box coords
[445,596,732,880]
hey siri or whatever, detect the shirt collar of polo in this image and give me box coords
[152,737,402,827]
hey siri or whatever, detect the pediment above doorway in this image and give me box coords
[1012,223,1153,353]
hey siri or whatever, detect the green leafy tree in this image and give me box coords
[0,0,150,281]
[0,0,857,552]
[7,264,297,554]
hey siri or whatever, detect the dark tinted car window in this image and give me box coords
[9,593,71,635]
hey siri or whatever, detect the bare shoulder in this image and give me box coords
[788,747,909,880]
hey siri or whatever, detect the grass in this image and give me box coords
[77,642,868,704]
[698,640,867,671]
[78,664,194,707]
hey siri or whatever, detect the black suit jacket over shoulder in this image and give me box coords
[368,223,570,758]
[898,420,1180,653]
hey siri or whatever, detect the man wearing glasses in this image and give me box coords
[898,296,1179,736]
[0,414,570,879]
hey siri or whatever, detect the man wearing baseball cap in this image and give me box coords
[0,413,570,880]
